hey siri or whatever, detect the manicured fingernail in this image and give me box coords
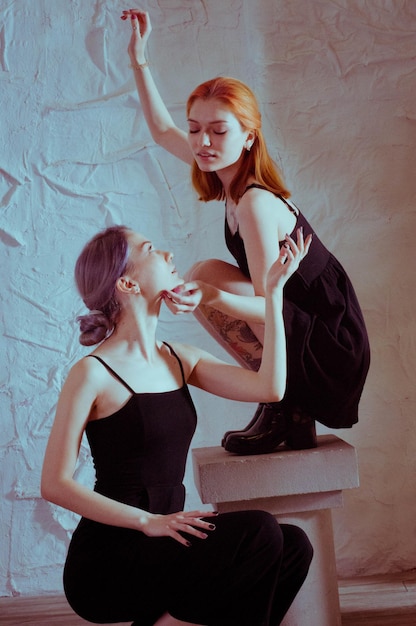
[208,524,216,530]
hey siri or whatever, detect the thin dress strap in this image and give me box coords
[87,343,186,392]
[86,354,136,394]
[162,341,186,385]
[243,183,298,216]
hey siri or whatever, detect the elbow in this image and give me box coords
[40,474,63,505]
[151,130,163,145]
[268,383,286,403]
[40,478,54,503]
[151,127,170,147]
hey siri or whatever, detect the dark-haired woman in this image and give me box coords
[41,225,313,625]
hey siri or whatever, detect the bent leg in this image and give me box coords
[186,259,265,371]
[167,510,287,626]
[269,524,314,625]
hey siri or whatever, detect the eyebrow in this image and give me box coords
[187,118,229,125]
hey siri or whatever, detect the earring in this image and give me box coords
[134,285,140,294]
[246,142,252,152]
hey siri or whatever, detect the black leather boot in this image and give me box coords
[224,404,317,455]
[221,403,264,447]
[286,408,317,450]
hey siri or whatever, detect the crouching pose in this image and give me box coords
[122,9,370,455]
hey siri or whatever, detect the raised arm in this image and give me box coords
[41,358,215,546]
[177,229,311,402]
[122,10,193,164]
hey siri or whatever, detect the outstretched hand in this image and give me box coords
[121,9,152,63]
[267,228,312,292]
[141,509,218,547]
[162,281,204,315]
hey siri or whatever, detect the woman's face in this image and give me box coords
[126,231,184,297]
[187,98,253,176]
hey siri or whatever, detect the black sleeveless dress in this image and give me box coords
[63,344,313,625]
[225,185,370,428]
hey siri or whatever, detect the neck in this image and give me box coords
[216,168,233,197]
[103,303,160,361]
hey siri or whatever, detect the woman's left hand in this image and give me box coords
[162,281,204,315]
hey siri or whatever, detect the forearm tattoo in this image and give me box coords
[202,305,263,372]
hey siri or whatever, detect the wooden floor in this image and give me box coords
[339,570,416,626]
[0,571,415,625]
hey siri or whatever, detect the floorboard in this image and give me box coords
[0,571,415,625]
[339,571,416,626]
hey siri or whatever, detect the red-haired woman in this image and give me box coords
[121,10,370,455]
[41,225,313,626]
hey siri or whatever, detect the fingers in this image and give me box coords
[168,511,217,546]
[283,227,312,259]
[121,9,151,39]
[121,9,146,20]
[162,283,202,314]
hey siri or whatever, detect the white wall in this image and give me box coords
[1,0,415,596]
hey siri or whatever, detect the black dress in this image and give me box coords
[225,185,370,428]
[63,344,313,626]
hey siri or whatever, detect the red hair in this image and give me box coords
[186,77,290,204]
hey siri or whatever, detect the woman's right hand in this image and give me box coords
[139,509,218,546]
[121,9,152,64]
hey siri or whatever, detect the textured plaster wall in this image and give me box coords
[0,0,415,597]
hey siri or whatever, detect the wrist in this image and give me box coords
[268,290,284,312]
[130,60,149,71]
[135,510,151,531]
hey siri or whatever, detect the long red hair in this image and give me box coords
[186,77,290,203]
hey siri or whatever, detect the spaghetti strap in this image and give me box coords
[243,183,298,216]
[87,344,186,392]
[163,341,186,385]
[86,355,136,394]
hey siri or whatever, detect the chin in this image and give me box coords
[195,159,219,173]
[173,277,185,289]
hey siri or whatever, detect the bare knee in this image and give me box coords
[184,258,225,282]
[185,259,253,297]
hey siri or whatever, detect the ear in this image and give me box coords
[116,276,141,295]
[245,130,256,151]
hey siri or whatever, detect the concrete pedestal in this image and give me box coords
[192,435,359,626]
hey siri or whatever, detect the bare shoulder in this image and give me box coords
[238,187,296,241]
[238,187,288,220]
[64,354,108,395]
[164,340,220,380]
[237,188,283,234]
